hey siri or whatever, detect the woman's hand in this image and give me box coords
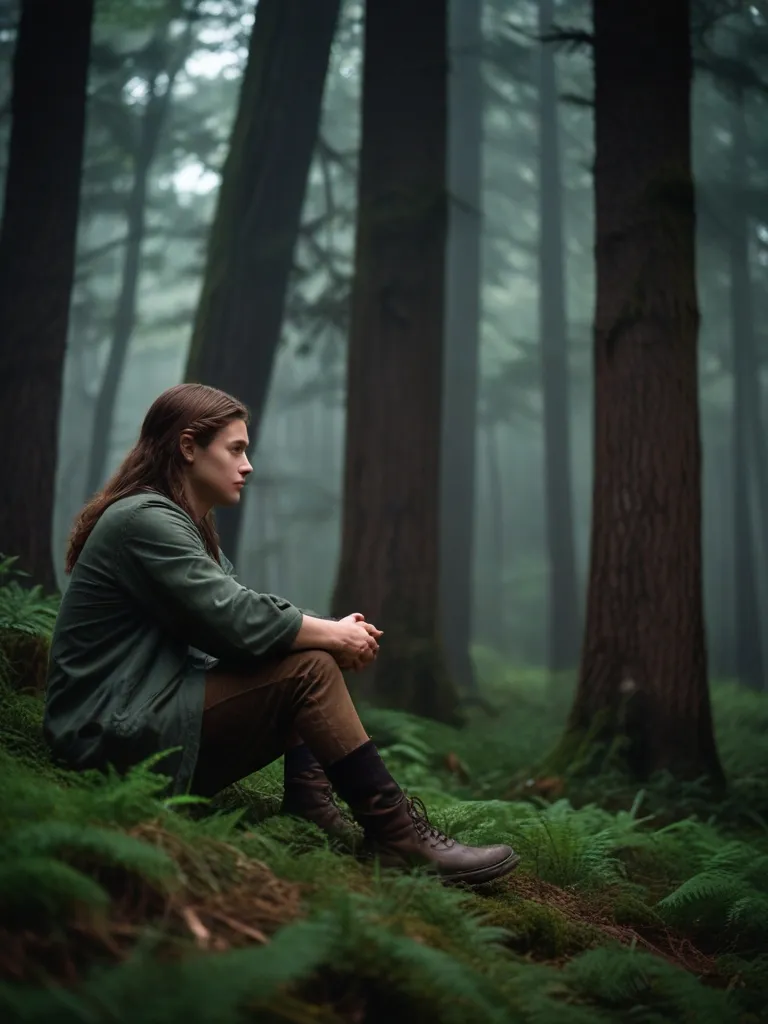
[332,612,382,671]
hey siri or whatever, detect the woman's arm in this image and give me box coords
[290,614,339,650]
[118,499,302,660]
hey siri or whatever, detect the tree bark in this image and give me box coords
[185,0,341,559]
[440,0,483,694]
[558,0,724,783]
[332,0,461,725]
[537,0,580,676]
[0,0,94,589]
[85,15,195,498]
[729,79,767,691]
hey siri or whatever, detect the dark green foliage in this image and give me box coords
[1,574,767,1020]
[0,555,59,635]
[561,947,736,1024]
[657,840,768,953]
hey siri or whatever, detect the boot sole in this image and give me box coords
[367,848,522,886]
[440,851,521,886]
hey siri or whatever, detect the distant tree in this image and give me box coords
[0,0,94,589]
[727,61,766,691]
[85,2,200,498]
[440,0,483,695]
[537,0,581,676]
[556,0,724,781]
[186,0,341,559]
[332,0,461,725]
[692,7,768,686]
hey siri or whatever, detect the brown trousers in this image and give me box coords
[190,649,368,797]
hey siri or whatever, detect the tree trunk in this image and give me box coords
[332,0,461,725]
[485,417,506,653]
[439,0,483,694]
[185,0,341,559]
[85,16,195,498]
[0,0,94,589]
[537,0,580,676]
[557,0,723,783]
[729,80,766,691]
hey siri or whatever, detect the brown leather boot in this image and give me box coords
[350,786,520,885]
[281,765,360,843]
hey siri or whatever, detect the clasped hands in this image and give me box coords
[331,612,383,672]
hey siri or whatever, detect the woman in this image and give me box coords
[45,383,519,885]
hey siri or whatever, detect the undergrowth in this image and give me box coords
[0,561,766,1022]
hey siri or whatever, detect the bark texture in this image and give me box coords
[0,0,94,589]
[561,0,723,782]
[332,0,461,725]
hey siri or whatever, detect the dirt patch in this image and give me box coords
[503,874,719,978]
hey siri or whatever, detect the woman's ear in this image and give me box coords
[179,430,196,464]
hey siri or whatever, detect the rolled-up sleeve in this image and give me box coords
[117,500,303,660]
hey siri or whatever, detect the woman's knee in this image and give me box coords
[297,649,343,681]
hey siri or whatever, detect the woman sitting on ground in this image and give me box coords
[44,383,519,886]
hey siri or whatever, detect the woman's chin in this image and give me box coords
[216,490,243,507]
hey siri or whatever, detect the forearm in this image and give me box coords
[291,614,339,651]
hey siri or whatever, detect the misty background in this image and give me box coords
[0,0,765,678]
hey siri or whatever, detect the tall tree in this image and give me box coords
[0,0,94,589]
[185,0,341,558]
[558,0,723,781]
[332,0,461,724]
[85,5,199,498]
[728,71,766,691]
[440,0,483,694]
[537,0,581,676]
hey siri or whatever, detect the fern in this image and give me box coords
[0,928,332,1024]
[0,555,59,636]
[292,890,516,1024]
[726,892,768,933]
[4,819,177,880]
[0,818,178,926]
[658,869,748,915]
[562,947,736,1023]
[653,834,768,955]
[0,857,111,919]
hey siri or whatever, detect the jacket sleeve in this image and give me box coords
[118,500,303,660]
[218,550,321,618]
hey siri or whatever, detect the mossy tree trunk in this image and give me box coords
[537,0,580,677]
[0,0,94,590]
[556,0,724,783]
[185,0,341,560]
[332,0,462,725]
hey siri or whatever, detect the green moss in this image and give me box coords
[487,894,601,959]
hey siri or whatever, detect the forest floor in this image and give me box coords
[1,575,767,1022]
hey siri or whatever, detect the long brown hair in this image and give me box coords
[66,383,249,573]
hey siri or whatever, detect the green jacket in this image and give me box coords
[44,492,303,794]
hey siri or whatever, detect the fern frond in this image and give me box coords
[0,856,110,918]
[3,820,178,886]
[657,870,747,914]
[562,947,734,1024]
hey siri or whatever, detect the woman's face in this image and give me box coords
[181,418,253,512]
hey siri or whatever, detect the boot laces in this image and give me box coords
[406,795,454,848]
